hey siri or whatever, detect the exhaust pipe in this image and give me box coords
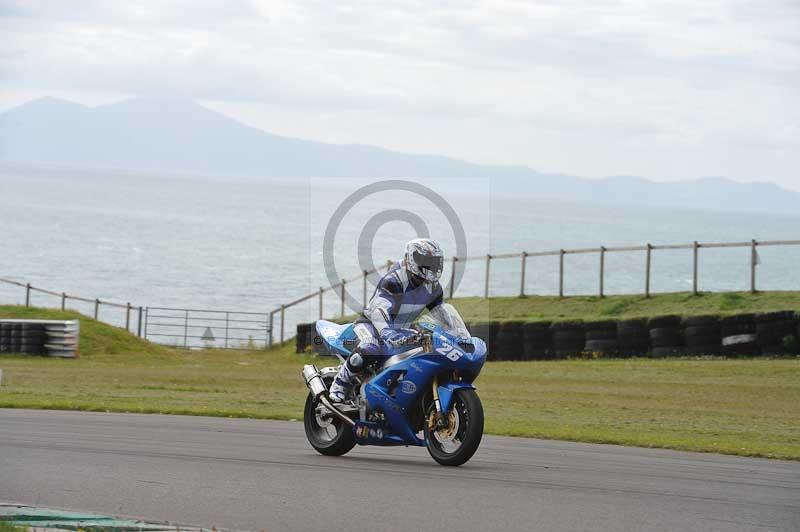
[302,364,328,398]
[302,364,355,427]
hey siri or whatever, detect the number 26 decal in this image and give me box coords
[436,344,463,361]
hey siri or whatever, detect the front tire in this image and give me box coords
[303,381,356,456]
[424,389,484,466]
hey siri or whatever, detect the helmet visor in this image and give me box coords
[412,251,443,274]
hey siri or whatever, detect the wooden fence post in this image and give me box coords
[519,252,528,297]
[693,241,699,295]
[484,255,491,299]
[137,307,143,337]
[751,239,758,293]
[645,244,652,298]
[225,312,230,349]
[94,299,100,320]
[25,283,31,307]
[268,310,275,348]
[599,246,606,297]
[449,256,457,298]
[125,302,131,331]
[183,309,189,347]
[340,280,346,316]
[362,270,368,310]
[559,250,565,298]
[280,305,285,344]
[61,292,66,310]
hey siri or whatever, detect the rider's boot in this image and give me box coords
[330,337,375,402]
[329,359,356,403]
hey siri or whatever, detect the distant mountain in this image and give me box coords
[1,96,797,214]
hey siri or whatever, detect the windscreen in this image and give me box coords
[419,303,470,339]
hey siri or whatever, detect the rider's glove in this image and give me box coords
[380,328,416,349]
[356,335,381,357]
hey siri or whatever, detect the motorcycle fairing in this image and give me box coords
[360,333,486,446]
[316,320,357,358]
[437,382,476,414]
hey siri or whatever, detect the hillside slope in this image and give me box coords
[2,97,798,213]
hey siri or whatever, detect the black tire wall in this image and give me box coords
[494,322,524,361]
[470,322,500,360]
[295,322,310,353]
[584,320,618,356]
[647,315,683,357]
[523,322,551,360]
[721,314,760,356]
[293,311,798,358]
[0,322,48,355]
[550,321,585,358]
[683,315,722,355]
[617,319,649,357]
[755,311,797,355]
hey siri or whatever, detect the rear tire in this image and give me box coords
[303,378,356,457]
[424,389,484,466]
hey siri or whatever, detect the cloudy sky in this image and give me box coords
[1,0,798,190]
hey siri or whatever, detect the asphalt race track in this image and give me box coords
[2,409,798,532]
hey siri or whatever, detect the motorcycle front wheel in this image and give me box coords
[424,389,484,466]
[303,377,356,456]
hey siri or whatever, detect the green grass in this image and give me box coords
[0,522,28,532]
[0,306,305,420]
[451,291,800,322]
[1,304,798,460]
[483,358,799,459]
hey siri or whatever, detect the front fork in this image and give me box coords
[429,375,449,430]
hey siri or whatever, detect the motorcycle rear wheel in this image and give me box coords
[303,378,356,456]
[424,389,484,466]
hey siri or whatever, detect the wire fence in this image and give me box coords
[0,276,145,335]
[143,307,272,349]
[2,238,799,349]
[266,238,800,345]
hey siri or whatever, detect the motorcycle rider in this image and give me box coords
[329,238,467,402]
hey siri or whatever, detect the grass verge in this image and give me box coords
[0,522,28,532]
[1,305,798,460]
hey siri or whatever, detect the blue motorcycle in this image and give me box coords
[301,304,487,466]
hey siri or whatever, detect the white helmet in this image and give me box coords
[404,238,444,283]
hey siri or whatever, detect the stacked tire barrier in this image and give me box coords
[584,320,618,357]
[523,321,551,360]
[295,322,324,353]
[721,314,759,356]
[617,319,649,357]
[755,311,797,355]
[295,322,312,352]
[296,311,800,360]
[550,321,585,359]
[648,315,684,357]
[495,322,524,361]
[0,321,45,355]
[470,322,499,360]
[296,322,350,354]
[683,316,722,356]
[0,319,79,358]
